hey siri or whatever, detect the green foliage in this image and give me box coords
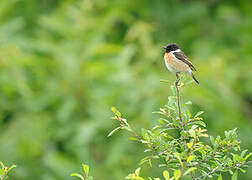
[110,81,251,179]
[0,161,16,180]
[71,163,93,180]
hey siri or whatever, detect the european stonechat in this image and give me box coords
[163,43,199,85]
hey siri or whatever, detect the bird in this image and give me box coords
[163,43,199,85]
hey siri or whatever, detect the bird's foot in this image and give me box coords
[175,73,180,86]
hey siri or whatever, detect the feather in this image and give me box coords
[173,51,197,71]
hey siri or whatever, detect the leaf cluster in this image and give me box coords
[0,162,16,180]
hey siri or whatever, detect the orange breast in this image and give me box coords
[164,53,189,72]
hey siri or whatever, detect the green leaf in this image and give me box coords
[7,164,16,173]
[128,137,139,141]
[111,106,122,117]
[194,111,204,118]
[218,174,223,180]
[232,154,240,163]
[174,152,183,166]
[0,169,5,175]
[192,121,206,127]
[140,156,152,165]
[174,169,181,180]
[135,168,141,176]
[71,173,85,180]
[82,164,89,177]
[163,170,170,180]
[166,153,171,162]
[187,142,193,149]
[238,168,246,173]
[232,170,238,180]
[241,149,248,158]
[185,101,192,105]
[229,170,234,175]
[160,79,172,84]
[245,153,252,160]
[187,110,191,118]
[191,125,198,130]
[107,127,121,137]
[121,118,129,126]
[187,155,195,163]
[148,159,152,168]
[183,167,197,176]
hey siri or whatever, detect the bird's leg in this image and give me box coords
[175,72,180,86]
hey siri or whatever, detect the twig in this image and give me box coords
[175,82,184,130]
[2,167,7,180]
[175,80,186,147]
[176,80,187,180]
[126,126,144,142]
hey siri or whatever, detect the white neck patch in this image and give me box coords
[170,49,181,53]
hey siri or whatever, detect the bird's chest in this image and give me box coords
[164,53,188,72]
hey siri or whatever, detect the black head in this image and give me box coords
[163,43,180,52]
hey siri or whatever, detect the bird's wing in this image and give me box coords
[173,51,196,71]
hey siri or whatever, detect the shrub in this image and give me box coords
[109,80,251,179]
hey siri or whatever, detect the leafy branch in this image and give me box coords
[0,162,16,180]
[109,79,252,179]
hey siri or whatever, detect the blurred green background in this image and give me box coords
[0,0,251,179]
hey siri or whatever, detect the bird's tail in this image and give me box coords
[190,72,200,85]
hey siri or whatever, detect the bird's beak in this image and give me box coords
[163,46,166,49]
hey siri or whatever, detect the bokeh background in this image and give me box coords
[0,0,251,179]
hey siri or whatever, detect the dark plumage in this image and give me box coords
[163,43,180,53]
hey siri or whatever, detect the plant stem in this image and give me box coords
[127,126,144,142]
[180,136,197,179]
[175,78,187,180]
[176,83,183,129]
[175,80,186,147]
